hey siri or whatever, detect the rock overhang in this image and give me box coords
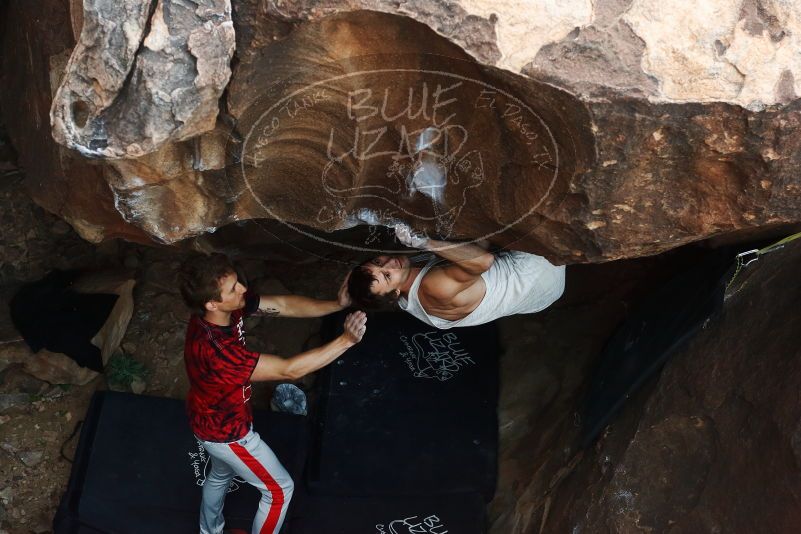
[1,1,800,262]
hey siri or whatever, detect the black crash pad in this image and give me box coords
[308,311,499,501]
[289,492,486,534]
[580,252,732,447]
[54,391,308,534]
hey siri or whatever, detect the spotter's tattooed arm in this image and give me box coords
[257,277,351,318]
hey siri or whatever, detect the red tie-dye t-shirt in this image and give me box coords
[184,292,261,442]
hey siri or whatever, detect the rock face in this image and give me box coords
[4,1,801,259]
[518,239,801,533]
[224,11,594,258]
[50,0,235,159]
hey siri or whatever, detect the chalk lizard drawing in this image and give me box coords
[399,332,475,382]
[376,514,449,534]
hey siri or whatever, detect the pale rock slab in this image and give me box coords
[459,0,595,73]
[624,0,801,107]
[50,0,235,159]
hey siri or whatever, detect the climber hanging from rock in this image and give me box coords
[346,223,566,328]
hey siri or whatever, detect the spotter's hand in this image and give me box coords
[343,311,367,344]
[337,272,352,308]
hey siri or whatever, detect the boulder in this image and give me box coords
[3,1,801,259]
[50,0,235,159]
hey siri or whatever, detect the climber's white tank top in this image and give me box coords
[398,251,565,329]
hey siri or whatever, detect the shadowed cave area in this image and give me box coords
[2,2,801,533]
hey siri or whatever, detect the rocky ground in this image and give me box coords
[0,166,185,533]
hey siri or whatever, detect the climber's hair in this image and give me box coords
[178,253,237,315]
[348,261,401,311]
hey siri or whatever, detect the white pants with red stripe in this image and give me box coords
[198,429,294,534]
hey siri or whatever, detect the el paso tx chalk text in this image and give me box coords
[475,89,553,167]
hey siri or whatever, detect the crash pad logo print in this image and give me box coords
[375,514,449,534]
[187,441,244,492]
[399,331,475,381]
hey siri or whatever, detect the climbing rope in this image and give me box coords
[725,230,801,293]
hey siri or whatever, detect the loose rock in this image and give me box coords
[18,450,43,468]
